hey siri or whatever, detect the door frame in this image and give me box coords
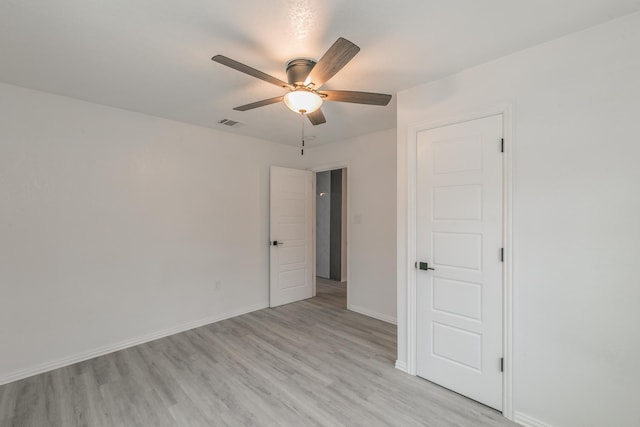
[405,105,514,419]
[312,162,351,309]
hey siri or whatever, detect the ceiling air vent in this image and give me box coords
[219,118,240,127]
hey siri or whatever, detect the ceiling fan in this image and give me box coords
[211,37,392,126]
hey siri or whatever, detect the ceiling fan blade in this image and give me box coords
[212,55,293,89]
[320,90,392,106]
[306,38,360,88]
[307,108,326,126]
[233,96,284,111]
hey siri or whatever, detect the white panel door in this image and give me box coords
[270,166,313,308]
[416,115,504,410]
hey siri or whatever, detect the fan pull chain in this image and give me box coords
[300,110,306,156]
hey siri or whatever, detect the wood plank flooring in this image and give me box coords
[0,279,517,426]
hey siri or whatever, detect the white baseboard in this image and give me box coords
[349,304,397,325]
[0,302,268,386]
[514,412,551,427]
[395,360,408,373]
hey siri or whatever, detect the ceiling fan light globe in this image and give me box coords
[284,90,323,114]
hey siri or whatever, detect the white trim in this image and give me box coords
[312,173,317,297]
[311,162,351,309]
[405,105,514,419]
[0,302,268,386]
[502,105,515,420]
[514,412,551,427]
[349,304,397,325]
[406,125,417,375]
[395,360,408,373]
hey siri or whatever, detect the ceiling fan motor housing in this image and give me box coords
[285,58,317,86]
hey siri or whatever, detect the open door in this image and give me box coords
[270,166,313,308]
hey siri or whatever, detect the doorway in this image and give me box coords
[314,167,348,307]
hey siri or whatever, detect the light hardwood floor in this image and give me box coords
[0,279,517,426]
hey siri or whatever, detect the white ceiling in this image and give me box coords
[2,0,639,146]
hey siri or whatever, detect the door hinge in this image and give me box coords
[500,248,504,262]
[500,357,504,372]
[500,138,504,153]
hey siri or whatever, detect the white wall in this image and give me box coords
[397,12,640,427]
[303,129,397,324]
[0,82,301,383]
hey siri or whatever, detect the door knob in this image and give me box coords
[272,240,284,246]
[417,262,435,271]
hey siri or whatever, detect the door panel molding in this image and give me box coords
[404,105,514,419]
